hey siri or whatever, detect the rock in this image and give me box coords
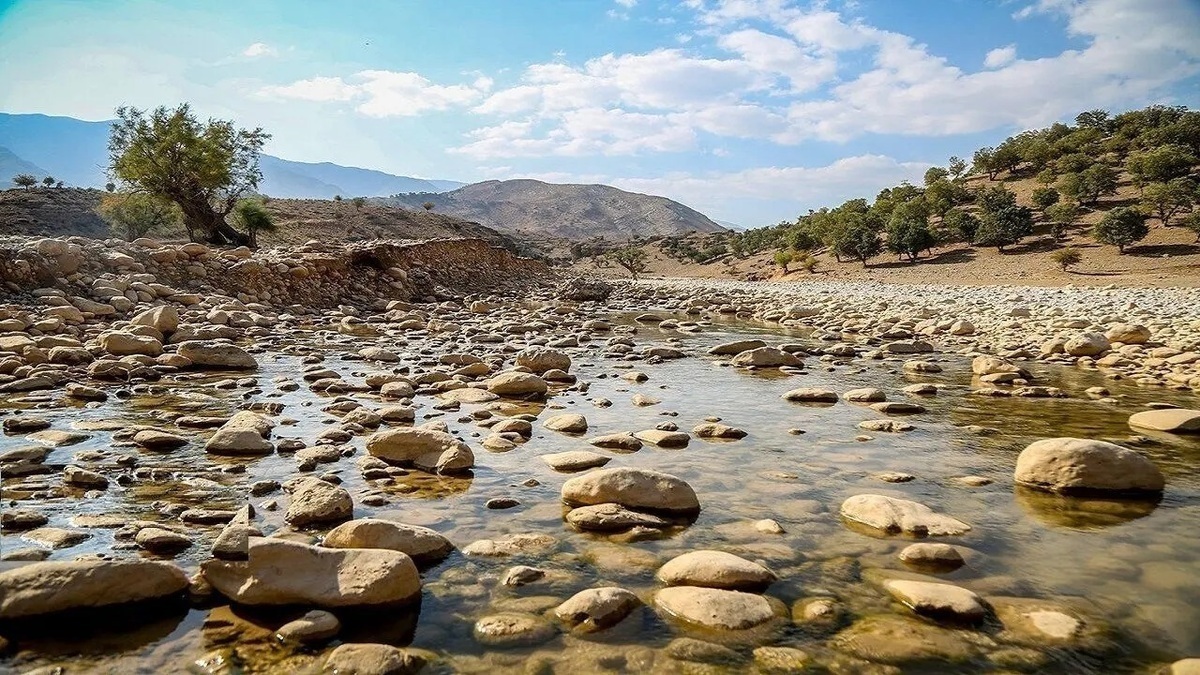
[870,401,926,414]
[0,509,48,531]
[566,503,671,531]
[366,428,474,473]
[782,388,838,403]
[971,355,1030,378]
[1064,332,1110,356]
[1014,437,1164,494]
[22,527,90,549]
[1128,409,1200,434]
[554,587,641,631]
[634,429,690,448]
[657,550,777,592]
[859,419,915,432]
[516,346,572,373]
[323,643,424,674]
[692,423,747,439]
[63,465,108,489]
[730,347,802,368]
[133,429,189,450]
[135,527,192,553]
[276,609,340,643]
[3,416,50,433]
[949,320,975,335]
[831,614,976,665]
[1105,323,1151,344]
[130,306,180,334]
[589,433,643,451]
[541,450,611,472]
[654,586,783,630]
[1172,660,1200,675]
[708,339,767,356]
[204,411,274,455]
[473,612,557,647]
[176,340,258,369]
[99,331,163,357]
[899,543,964,570]
[883,579,986,623]
[286,478,354,527]
[562,467,700,514]
[844,388,887,402]
[543,413,588,433]
[666,637,743,664]
[987,596,1105,649]
[202,537,420,607]
[839,494,970,536]
[323,519,453,565]
[753,646,812,673]
[486,371,549,397]
[500,565,544,587]
[0,559,189,618]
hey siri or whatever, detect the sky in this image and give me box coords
[1,0,1198,227]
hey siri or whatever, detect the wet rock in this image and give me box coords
[461,533,557,557]
[1014,437,1164,494]
[0,509,48,531]
[839,494,970,536]
[752,646,812,673]
[654,586,783,630]
[883,579,986,623]
[63,465,108,489]
[657,550,777,592]
[987,596,1107,649]
[202,537,420,607]
[791,597,844,629]
[859,419,915,432]
[562,467,700,514]
[516,346,572,374]
[550,589,641,635]
[844,388,887,403]
[971,355,1031,379]
[285,477,354,527]
[133,429,189,450]
[692,423,747,439]
[276,609,341,643]
[781,388,838,403]
[730,347,802,368]
[831,614,976,665]
[366,427,474,474]
[2,416,51,433]
[323,518,453,565]
[543,413,588,433]
[486,371,549,397]
[23,527,90,549]
[473,612,557,647]
[541,450,611,472]
[1128,409,1200,434]
[588,433,643,451]
[204,411,275,456]
[708,339,767,356]
[500,565,545,587]
[566,503,671,531]
[322,643,424,674]
[666,637,743,665]
[899,543,965,571]
[176,340,258,369]
[0,559,189,618]
[135,527,193,553]
[633,429,690,448]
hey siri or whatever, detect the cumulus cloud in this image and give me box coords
[983,44,1017,69]
[242,42,277,58]
[259,70,489,116]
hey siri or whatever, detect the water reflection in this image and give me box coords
[1014,486,1161,530]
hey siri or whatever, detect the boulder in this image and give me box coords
[202,537,420,607]
[486,371,549,397]
[883,579,986,623]
[541,450,611,472]
[130,306,180,335]
[0,559,188,618]
[971,355,1030,379]
[840,494,970,536]
[654,586,783,631]
[204,411,274,455]
[708,339,767,356]
[634,429,691,448]
[562,468,699,514]
[1064,332,1110,357]
[1128,409,1200,434]
[730,347,802,368]
[555,587,641,631]
[692,423,747,439]
[543,413,588,433]
[323,519,453,565]
[176,340,257,369]
[99,331,163,357]
[1104,323,1151,344]
[565,503,671,531]
[1014,437,1164,494]
[657,550,777,592]
[516,346,572,373]
[285,478,354,526]
[781,388,838,403]
[365,428,474,473]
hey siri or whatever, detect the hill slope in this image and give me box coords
[0,147,49,186]
[383,179,727,240]
[0,113,461,197]
[0,187,516,249]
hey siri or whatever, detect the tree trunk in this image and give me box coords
[179,198,248,247]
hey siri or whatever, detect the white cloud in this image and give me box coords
[983,44,1017,69]
[615,0,638,7]
[242,42,277,58]
[259,70,488,116]
[717,28,836,93]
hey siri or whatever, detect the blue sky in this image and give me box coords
[1,0,1198,226]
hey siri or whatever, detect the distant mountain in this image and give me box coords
[716,219,748,231]
[0,146,49,186]
[0,112,461,197]
[382,179,727,240]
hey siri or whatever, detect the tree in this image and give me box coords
[1059,164,1118,206]
[1127,144,1197,188]
[232,198,276,248]
[923,166,949,186]
[1051,247,1083,272]
[108,104,269,245]
[972,147,997,180]
[774,249,793,272]
[947,156,967,180]
[42,176,55,188]
[55,181,63,189]
[975,185,1018,213]
[1180,211,1200,242]
[974,204,1034,251]
[834,213,883,266]
[13,174,36,189]
[943,209,979,243]
[1075,109,1110,129]
[1141,178,1197,224]
[333,195,342,202]
[352,197,366,210]
[97,192,182,240]
[105,182,116,192]
[886,203,936,261]
[1044,202,1080,241]
[1031,187,1060,213]
[1092,207,1148,253]
[610,246,648,279]
[1035,168,1057,185]
[422,201,435,211]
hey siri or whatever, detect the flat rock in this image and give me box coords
[657,550,777,592]
[883,579,986,623]
[541,450,611,472]
[562,467,699,514]
[840,494,970,536]
[566,503,671,531]
[655,586,783,631]
[1128,409,1200,434]
[0,559,189,618]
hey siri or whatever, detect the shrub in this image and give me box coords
[1032,187,1060,212]
[97,192,182,240]
[773,249,794,272]
[1092,207,1149,253]
[1051,247,1082,271]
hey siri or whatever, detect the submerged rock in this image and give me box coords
[840,494,971,536]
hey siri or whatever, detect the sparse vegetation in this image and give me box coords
[773,249,793,272]
[232,198,276,248]
[1051,247,1082,272]
[97,192,183,241]
[13,174,36,190]
[352,197,366,210]
[609,246,649,280]
[41,176,55,188]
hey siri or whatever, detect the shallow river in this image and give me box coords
[2,315,1198,674]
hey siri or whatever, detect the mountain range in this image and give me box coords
[0,112,725,240]
[0,113,463,198]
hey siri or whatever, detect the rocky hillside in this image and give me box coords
[0,188,518,250]
[382,179,727,241]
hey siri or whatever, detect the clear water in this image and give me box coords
[1,316,1198,674]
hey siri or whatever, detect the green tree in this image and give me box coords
[1092,207,1148,253]
[773,249,794,272]
[834,212,883,266]
[1044,202,1080,241]
[232,198,276,248]
[352,196,366,210]
[1141,178,1197,224]
[1031,187,1060,213]
[610,246,649,279]
[943,209,979,243]
[886,207,936,261]
[974,204,1034,251]
[97,192,182,241]
[1035,168,1058,185]
[1127,144,1197,188]
[1059,164,1118,206]
[947,156,967,179]
[972,147,997,180]
[41,176,55,188]
[975,185,1018,213]
[1055,152,1092,175]
[13,174,36,189]
[1179,211,1200,242]
[108,104,269,245]
[1075,109,1110,129]
[923,166,949,186]
[105,181,116,192]
[1051,247,1083,272]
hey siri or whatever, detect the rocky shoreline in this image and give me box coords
[0,253,1198,673]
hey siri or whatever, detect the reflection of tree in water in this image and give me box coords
[1014,486,1160,530]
